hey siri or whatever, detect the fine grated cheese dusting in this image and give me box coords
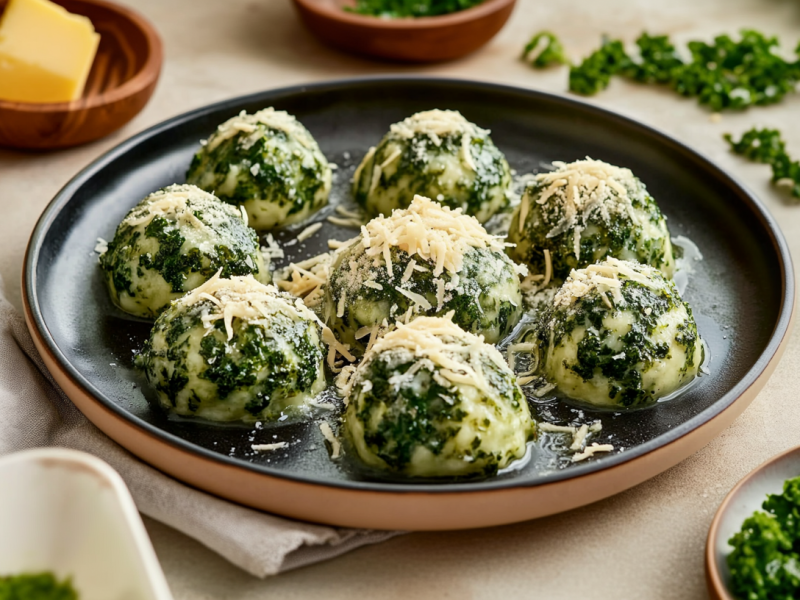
[388,109,487,146]
[123,185,242,230]
[204,108,315,152]
[553,257,659,309]
[342,315,510,399]
[520,158,643,245]
[359,195,507,277]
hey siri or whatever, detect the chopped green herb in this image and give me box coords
[569,37,631,96]
[727,475,800,600]
[524,29,800,111]
[725,128,800,198]
[345,0,484,18]
[521,31,569,68]
[0,572,78,600]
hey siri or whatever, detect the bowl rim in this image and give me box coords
[291,0,516,29]
[705,443,800,600]
[0,447,173,600]
[23,76,796,496]
[0,0,163,113]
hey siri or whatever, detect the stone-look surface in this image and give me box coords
[3,0,800,598]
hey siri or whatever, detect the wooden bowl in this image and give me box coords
[706,444,800,599]
[291,0,516,62]
[0,0,162,150]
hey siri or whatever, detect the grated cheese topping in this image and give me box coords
[358,195,507,278]
[252,442,288,452]
[179,270,354,371]
[276,252,334,309]
[388,109,487,146]
[122,184,242,230]
[319,421,341,459]
[204,108,315,152]
[344,315,510,399]
[521,158,643,244]
[553,257,659,309]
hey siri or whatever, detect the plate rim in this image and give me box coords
[24,76,796,496]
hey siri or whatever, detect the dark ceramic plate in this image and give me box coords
[23,78,795,530]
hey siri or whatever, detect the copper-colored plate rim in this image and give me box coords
[705,443,800,599]
[0,0,163,113]
[291,0,515,29]
[22,77,796,498]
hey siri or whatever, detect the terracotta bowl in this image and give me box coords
[0,0,162,150]
[291,0,516,62]
[706,444,800,599]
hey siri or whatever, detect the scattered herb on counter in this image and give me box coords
[727,475,800,600]
[345,0,484,18]
[725,128,800,198]
[521,31,569,68]
[523,29,800,111]
[0,572,78,600]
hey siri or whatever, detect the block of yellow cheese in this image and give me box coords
[0,0,100,103]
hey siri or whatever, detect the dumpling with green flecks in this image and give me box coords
[507,158,675,282]
[353,110,511,223]
[186,108,332,230]
[540,258,703,409]
[325,195,526,356]
[99,184,269,319]
[136,273,327,422]
[341,315,535,478]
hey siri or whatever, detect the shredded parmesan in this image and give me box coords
[205,108,315,152]
[554,257,659,309]
[572,443,615,462]
[276,252,331,308]
[94,237,108,254]
[357,195,507,278]
[252,442,288,452]
[296,222,322,242]
[122,184,237,231]
[570,424,590,451]
[388,109,487,145]
[522,158,645,256]
[344,315,509,400]
[319,422,341,459]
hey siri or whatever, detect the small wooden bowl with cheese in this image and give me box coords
[0,0,162,150]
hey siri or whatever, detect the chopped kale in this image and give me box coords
[345,0,484,18]
[725,128,800,199]
[569,37,631,96]
[522,31,569,68]
[0,572,78,600]
[727,476,800,600]
[525,29,800,111]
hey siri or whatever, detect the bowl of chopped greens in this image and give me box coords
[291,0,516,62]
[0,448,173,600]
[706,445,800,599]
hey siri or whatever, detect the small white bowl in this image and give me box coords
[0,448,173,600]
[706,444,800,599]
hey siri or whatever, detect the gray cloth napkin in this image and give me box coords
[0,280,398,578]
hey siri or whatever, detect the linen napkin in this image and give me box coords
[0,278,398,578]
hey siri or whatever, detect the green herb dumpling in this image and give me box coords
[99,184,269,319]
[137,273,327,422]
[507,158,675,282]
[325,195,525,356]
[186,108,332,230]
[541,258,703,409]
[342,316,534,477]
[353,110,511,223]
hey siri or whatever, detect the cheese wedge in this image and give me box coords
[0,0,100,103]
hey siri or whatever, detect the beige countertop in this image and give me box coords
[2,0,800,597]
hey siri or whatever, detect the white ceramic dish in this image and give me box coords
[0,448,173,600]
[706,444,800,599]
